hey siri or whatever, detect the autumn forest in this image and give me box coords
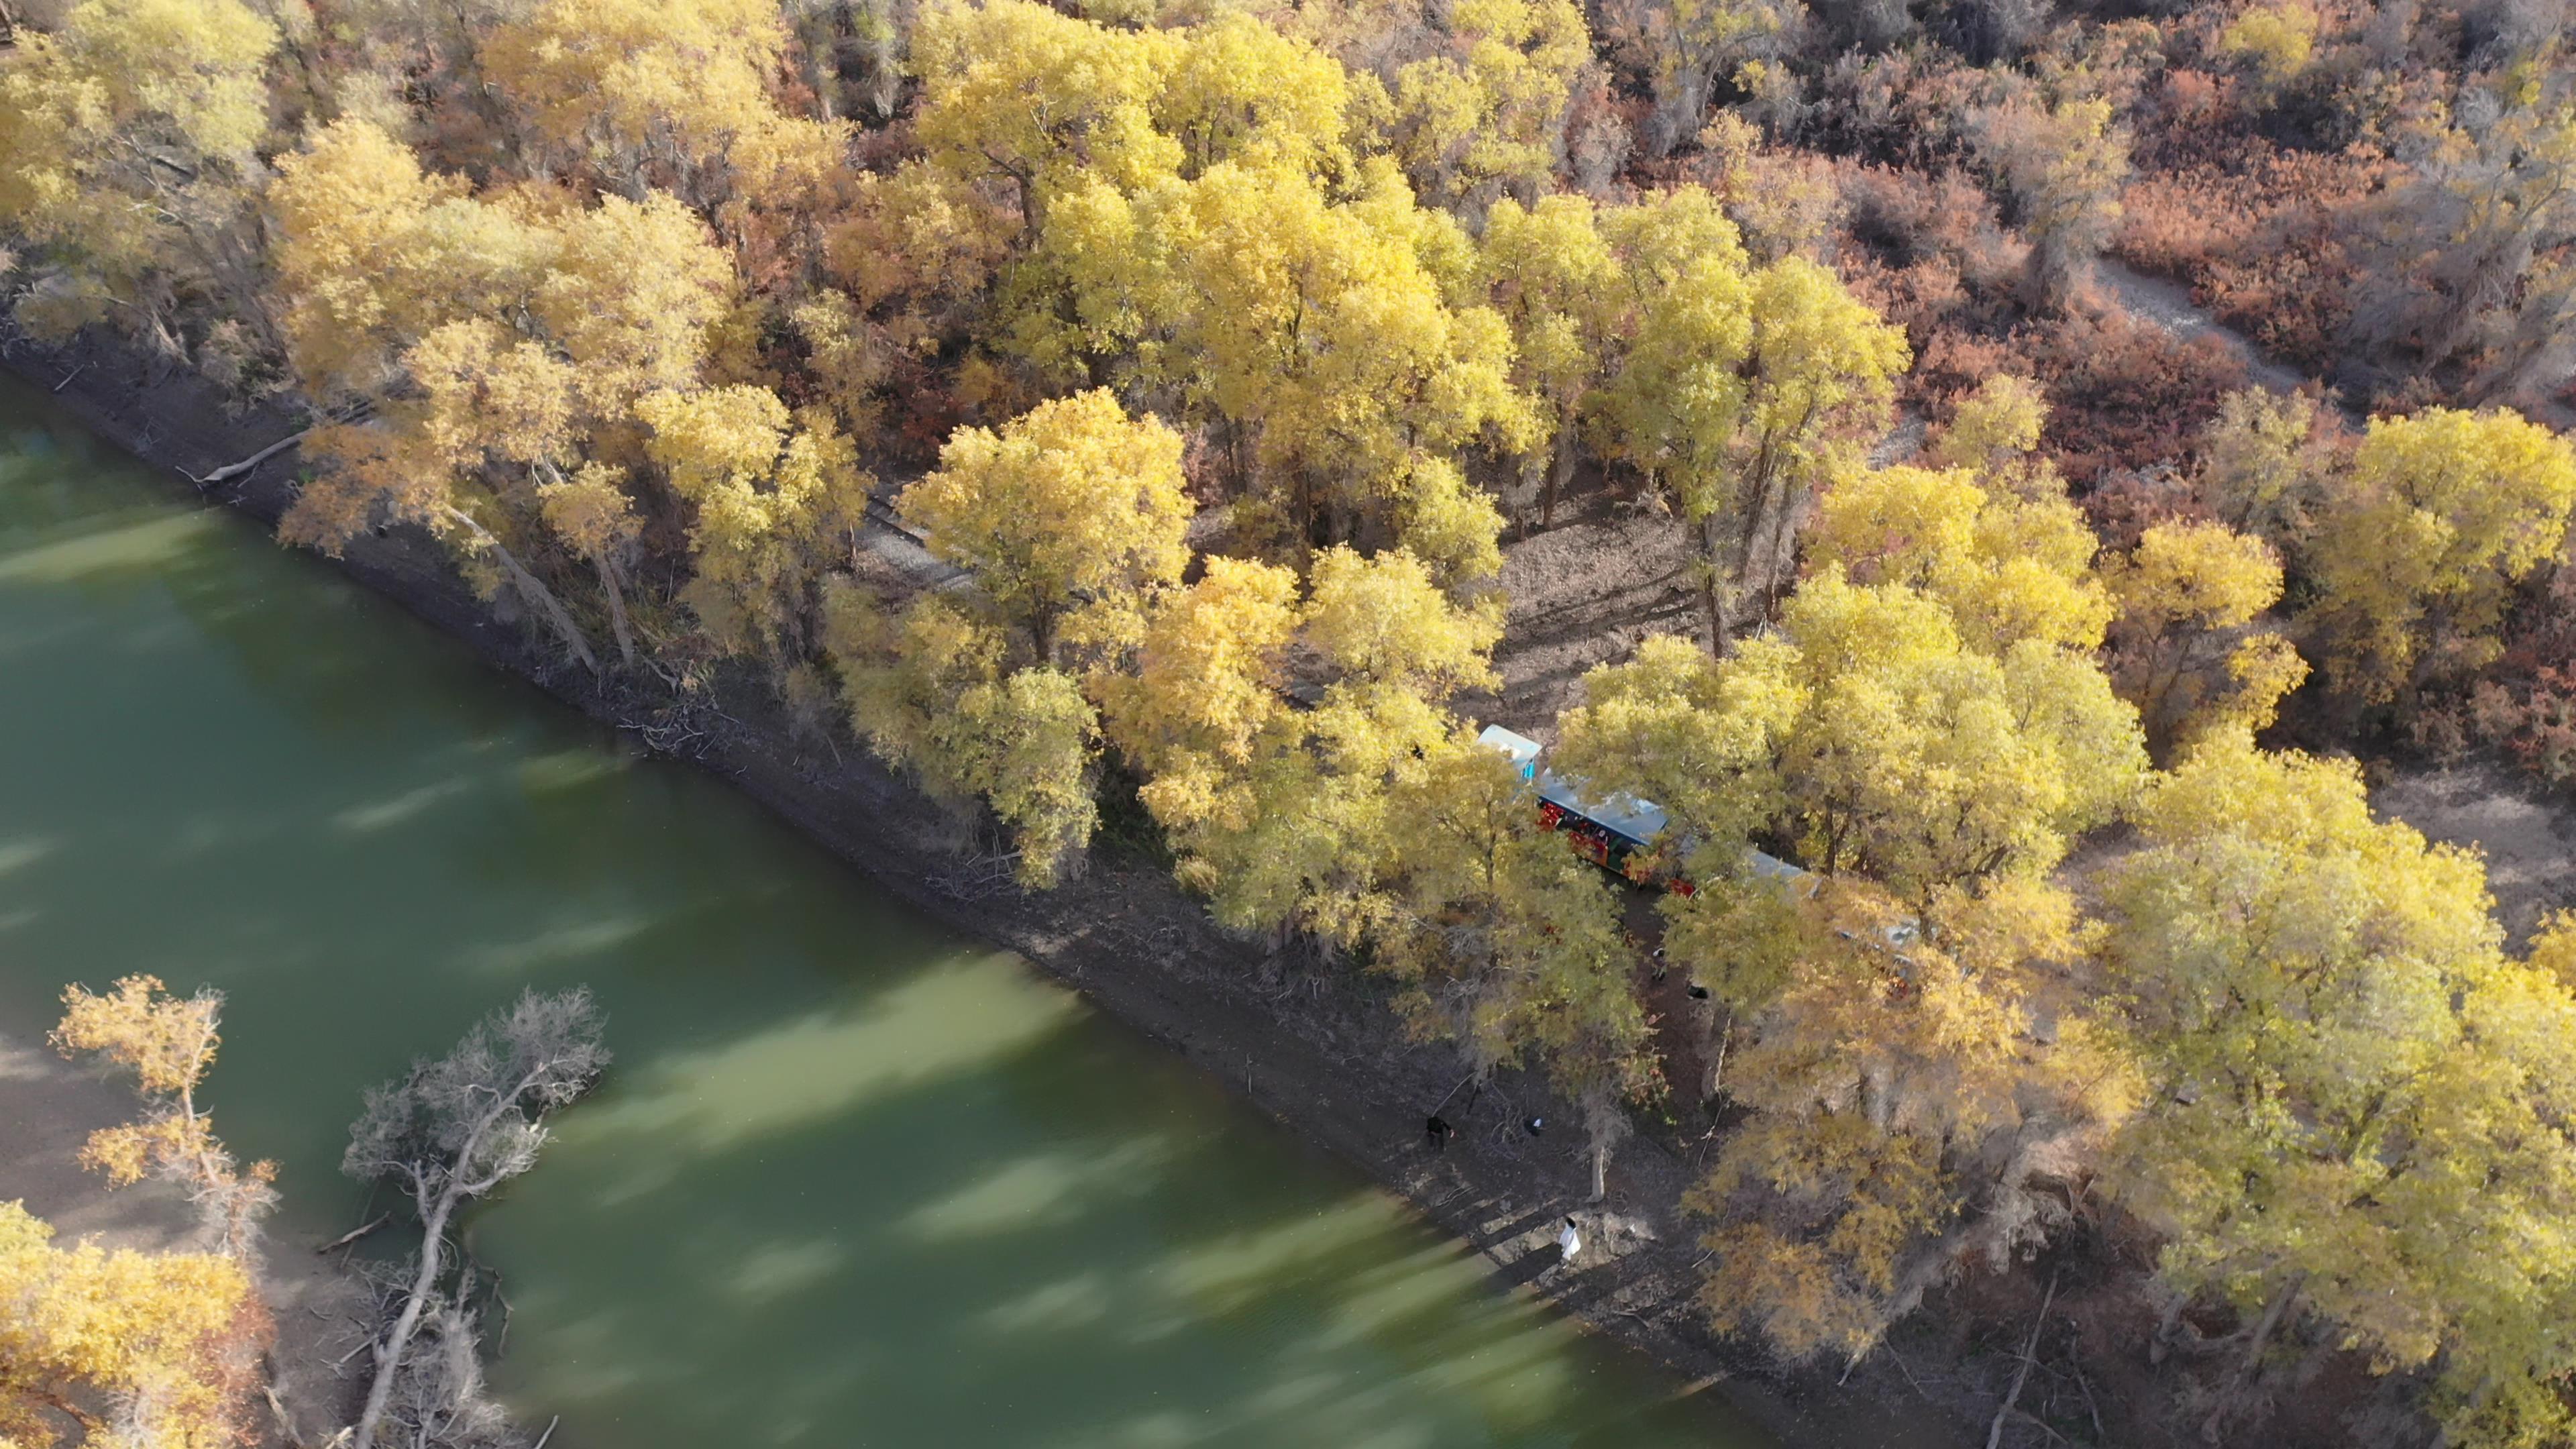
[5,0,2576,1444]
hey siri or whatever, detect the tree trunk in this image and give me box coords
[2241,1271,2305,1377]
[1698,512,1733,654]
[1590,1142,1609,1201]
[441,507,600,676]
[592,554,637,669]
[2150,1289,2188,1364]
[352,1185,460,1449]
[1542,425,1576,531]
[352,1062,556,1449]
[183,424,321,488]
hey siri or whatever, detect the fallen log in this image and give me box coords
[316,1212,392,1254]
[182,423,321,488]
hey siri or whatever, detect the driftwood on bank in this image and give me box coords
[317,1213,393,1254]
[181,422,321,488]
[1986,1269,2060,1449]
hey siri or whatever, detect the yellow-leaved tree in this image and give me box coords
[2305,406,2576,701]
[892,0,1531,590]
[826,391,1192,885]
[1756,570,2143,906]
[0,1201,258,1449]
[1595,190,1911,648]
[1691,877,2141,1366]
[637,386,871,663]
[1103,546,1502,949]
[1150,157,1533,587]
[271,119,746,674]
[2104,520,2306,759]
[1384,0,1590,207]
[0,0,280,354]
[2104,731,2576,1446]
[1377,741,1656,1199]
[484,0,852,223]
[1553,566,2144,1103]
[1479,194,1619,529]
[1806,460,2112,655]
[50,977,276,1261]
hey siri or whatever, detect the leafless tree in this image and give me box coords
[341,989,610,1449]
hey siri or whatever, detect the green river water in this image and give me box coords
[0,374,1779,1449]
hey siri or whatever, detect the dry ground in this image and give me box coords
[1485,474,1703,737]
[2371,758,2576,948]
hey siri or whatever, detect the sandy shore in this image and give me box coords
[0,1018,368,1446]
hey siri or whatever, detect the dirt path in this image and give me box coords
[0,1020,368,1446]
[2371,759,2576,947]
[2095,254,2576,433]
[2094,258,2314,400]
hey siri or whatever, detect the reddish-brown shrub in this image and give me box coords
[2119,68,2394,376]
[2470,667,2576,787]
[2025,305,2250,485]
[2082,465,2214,552]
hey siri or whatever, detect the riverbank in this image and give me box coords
[0,1020,367,1446]
[1,337,1965,1448]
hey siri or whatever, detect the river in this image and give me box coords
[0,373,1775,1448]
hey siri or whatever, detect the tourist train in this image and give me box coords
[1474,723,1814,899]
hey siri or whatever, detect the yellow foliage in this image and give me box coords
[1113,547,1504,938]
[48,977,276,1265]
[2217,2,2318,85]
[533,192,737,413]
[1157,13,1352,181]
[0,1201,255,1449]
[2198,386,2324,540]
[1929,374,2049,474]
[1387,0,1589,205]
[1690,875,2135,1364]
[1299,546,1503,696]
[1100,557,1303,830]
[823,586,1102,886]
[1774,571,2145,897]
[2106,520,2303,754]
[1375,742,1653,1120]
[0,0,278,333]
[898,390,1192,663]
[912,0,1181,220]
[1154,158,1533,582]
[487,0,850,207]
[268,120,545,396]
[1597,209,1909,641]
[2308,407,2576,700]
[2106,732,2576,1441]
[50,976,220,1103]
[2530,911,2576,994]
[639,387,873,657]
[1552,633,1802,865]
[1809,462,2112,653]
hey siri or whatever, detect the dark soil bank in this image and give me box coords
[5,334,1978,1449]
